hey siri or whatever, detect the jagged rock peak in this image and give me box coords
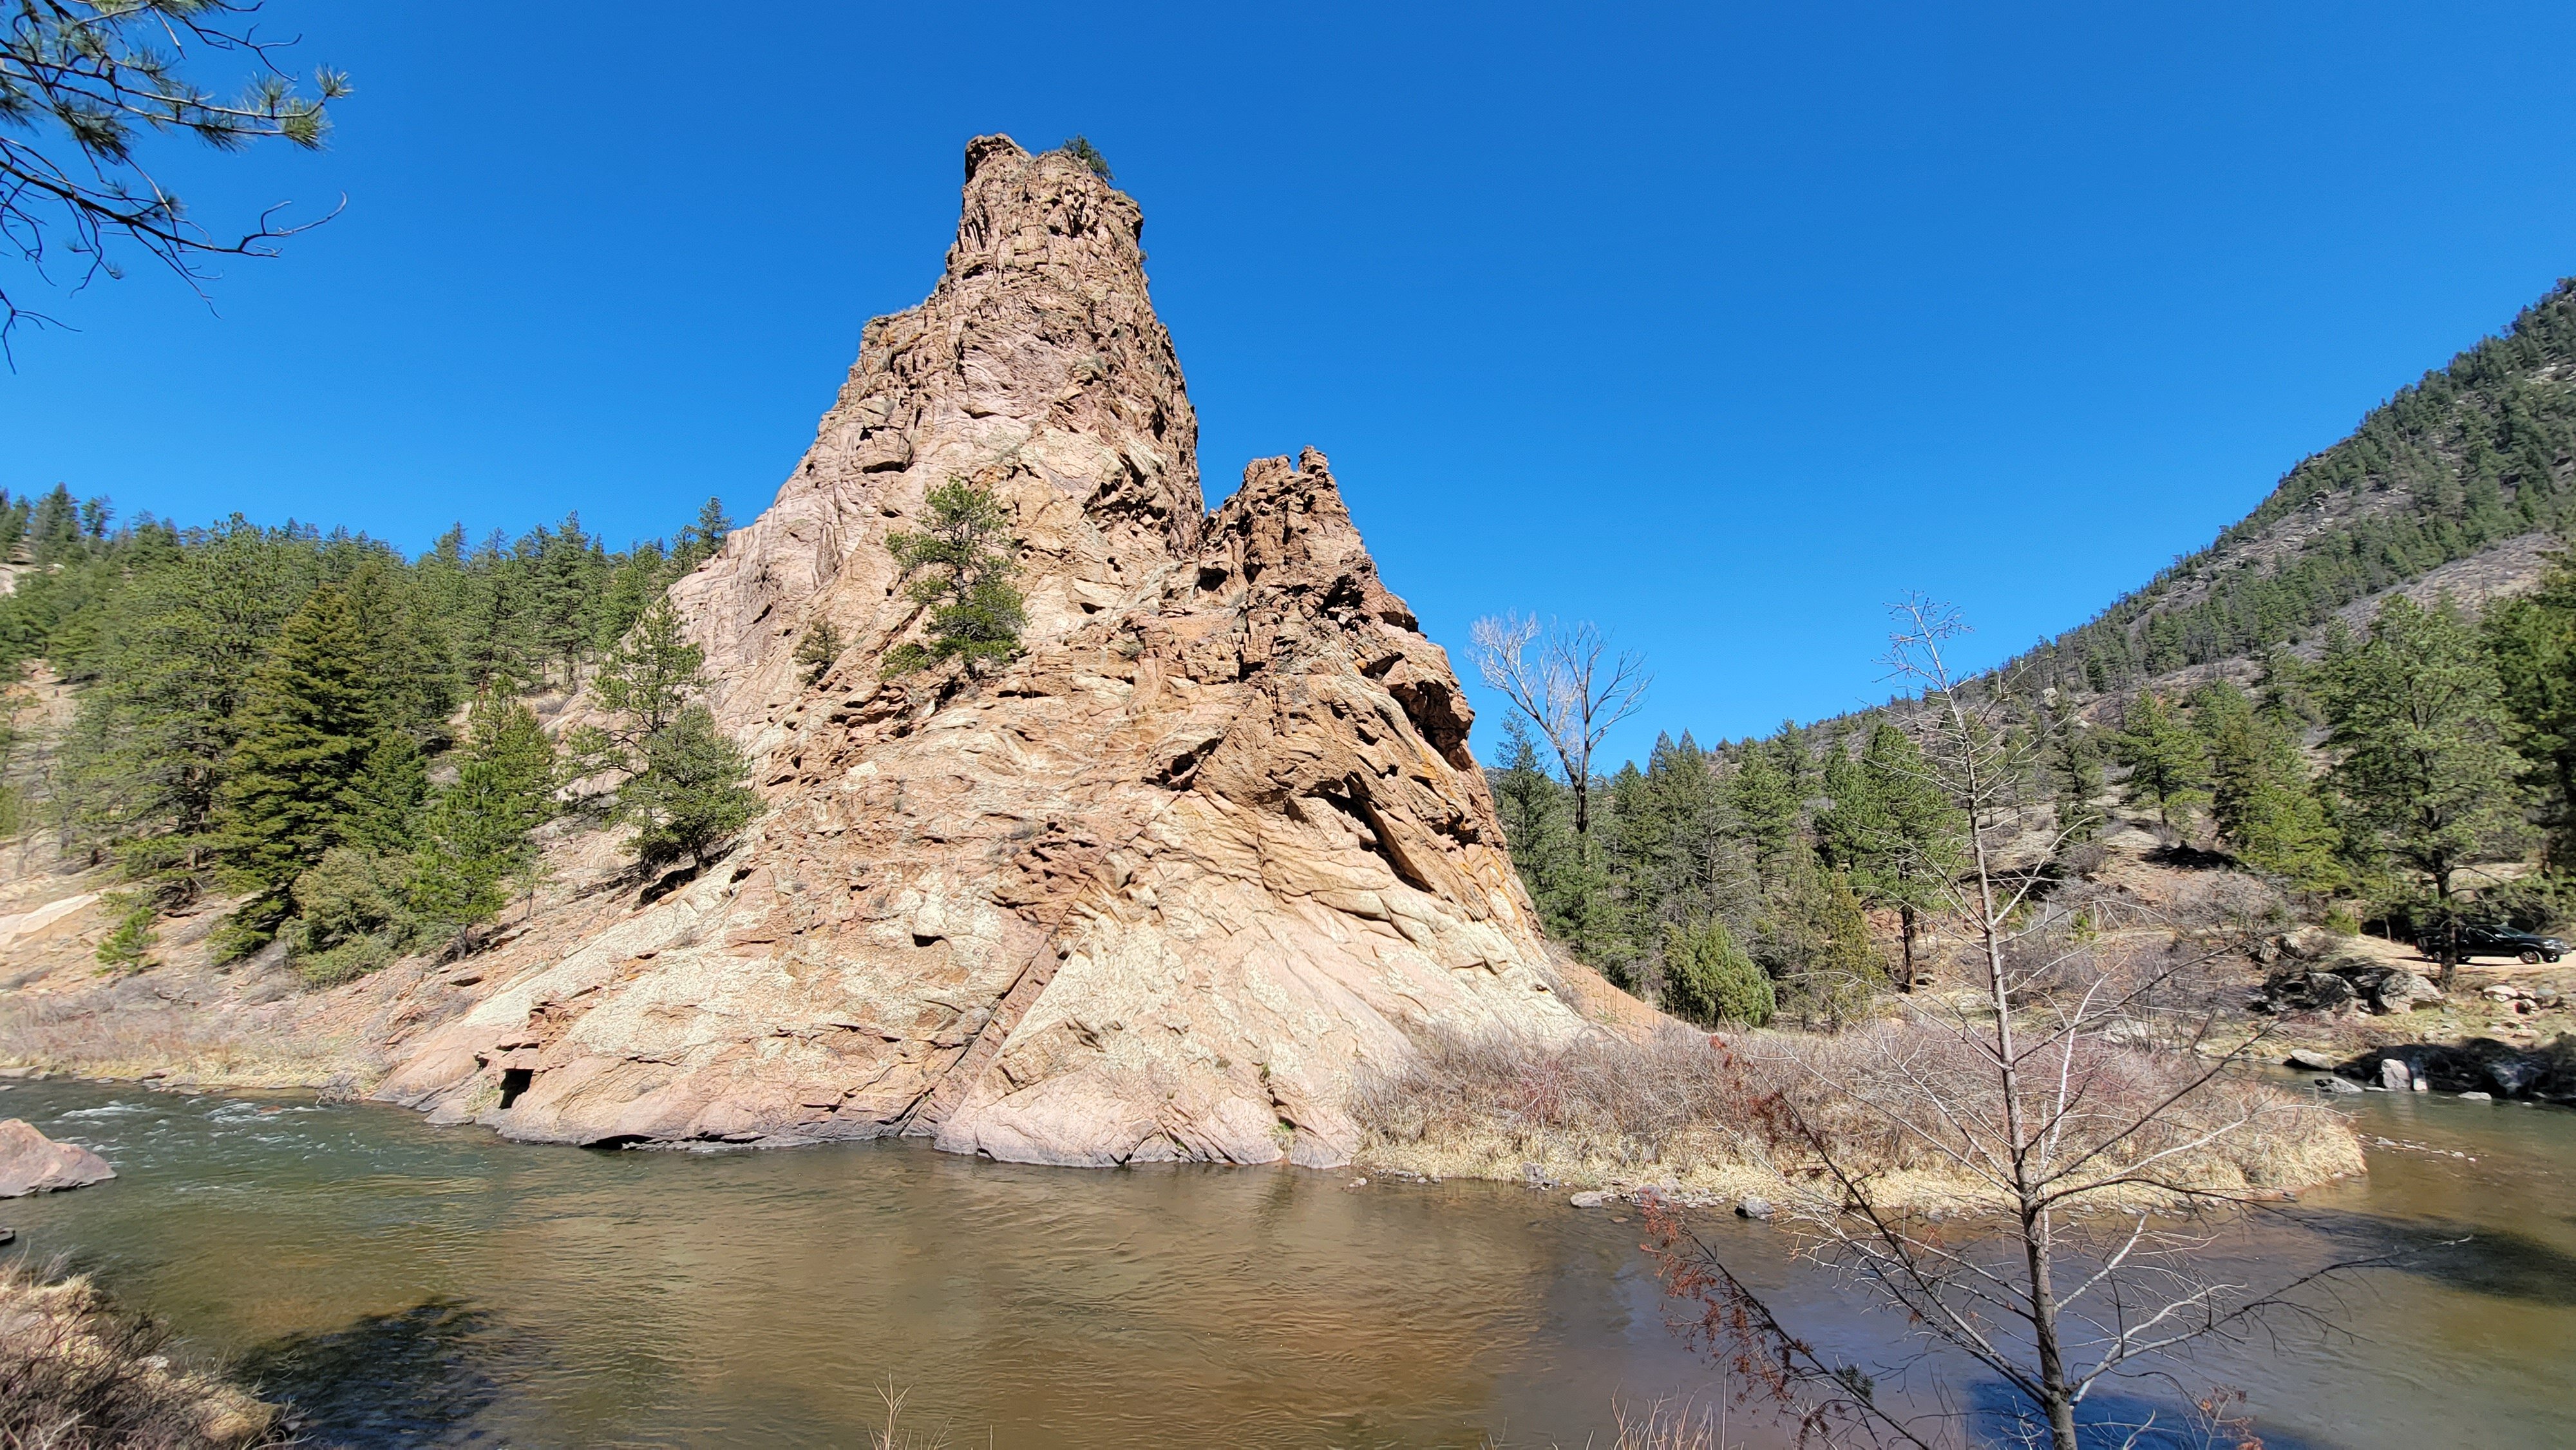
[670,133,1200,732]
[372,139,1597,1169]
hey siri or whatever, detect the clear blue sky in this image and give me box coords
[6,2,2573,767]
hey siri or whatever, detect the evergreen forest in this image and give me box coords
[1493,279,2576,1027]
[0,491,757,981]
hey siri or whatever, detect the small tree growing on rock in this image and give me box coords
[618,704,759,867]
[883,480,1025,677]
[793,620,844,686]
[1056,135,1113,179]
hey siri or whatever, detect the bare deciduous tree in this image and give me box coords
[1470,612,1649,840]
[1643,596,2381,1450]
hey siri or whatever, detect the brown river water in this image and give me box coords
[1,1075,2568,1448]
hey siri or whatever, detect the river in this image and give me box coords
[1,1077,2568,1448]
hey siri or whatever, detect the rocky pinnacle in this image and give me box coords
[377,136,1590,1166]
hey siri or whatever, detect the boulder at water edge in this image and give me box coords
[0,1118,115,1197]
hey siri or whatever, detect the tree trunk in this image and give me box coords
[1898,905,1917,992]
[2435,866,2458,991]
[2022,1207,2081,1450]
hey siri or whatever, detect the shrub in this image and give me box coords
[1662,917,1773,1027]
[92,893,156,972]
[1056,135,1112,179]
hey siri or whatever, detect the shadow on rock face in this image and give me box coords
[2293,1210,2576,1307]
[237,1300,516,1447]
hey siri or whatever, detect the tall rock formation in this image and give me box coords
[377,136,1587,1166]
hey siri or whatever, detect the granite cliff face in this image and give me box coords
[374,137,1587,1166]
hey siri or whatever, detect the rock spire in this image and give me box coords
[378,136,1589,1165]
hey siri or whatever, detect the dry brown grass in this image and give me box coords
[1352,1020,2363,1212]
[0,1259,289,1449]
[0,995,365,1090]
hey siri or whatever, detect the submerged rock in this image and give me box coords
[0,1118,115,1197]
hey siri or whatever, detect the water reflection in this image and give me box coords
[1,1082,2569,1448]
[238,1302,516,1447]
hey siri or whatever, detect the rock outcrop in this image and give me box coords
[375,136,1588,1166]
[0,1118,115,1197]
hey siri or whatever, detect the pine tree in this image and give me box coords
[340,733,430,856]
[672,498,733,572]
[2108,691,2208,830]
[2485,549,2576,869]
[65,520,317,889]
[213,583,385,950]
[594,541,674,651]
[2194,681,2343,891]
[884,480,1025,676]
[412,699,558,947]
[593,599,703,745]
[1489,717,1586,936]
[1763,848,1881,1030]
[531,513,602,687]
[2042,704,2105,846]
[619,704,759,867]
[1729,733,1806,890]
[794,619,845,686]
[2320,596,2526,982]
[1662,915,1773,1027]
[1817,720,1962,989]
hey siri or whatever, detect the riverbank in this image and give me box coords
[0,1259,285,1449]
[1352,1021,2367,1212]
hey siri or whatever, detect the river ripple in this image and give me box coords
[1,1077,2568,1448]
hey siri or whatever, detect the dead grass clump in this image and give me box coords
[1608,1397,1732,1449]
[0,1259,289,1449]
[1352,1021,2362,1209]
[1351,1024,1783,1196]
[1755,1021,2365,1198]
[0,994,360,1089]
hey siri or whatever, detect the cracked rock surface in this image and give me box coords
[374,136,1593,1166]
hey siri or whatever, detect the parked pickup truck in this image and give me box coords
[2420,923,2567,964]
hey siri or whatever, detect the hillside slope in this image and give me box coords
[2015,280,2576,693]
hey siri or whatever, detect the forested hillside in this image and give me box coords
[0,489,757,978]
[2015,279,2576,692]
[1488,279,2576,1022]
